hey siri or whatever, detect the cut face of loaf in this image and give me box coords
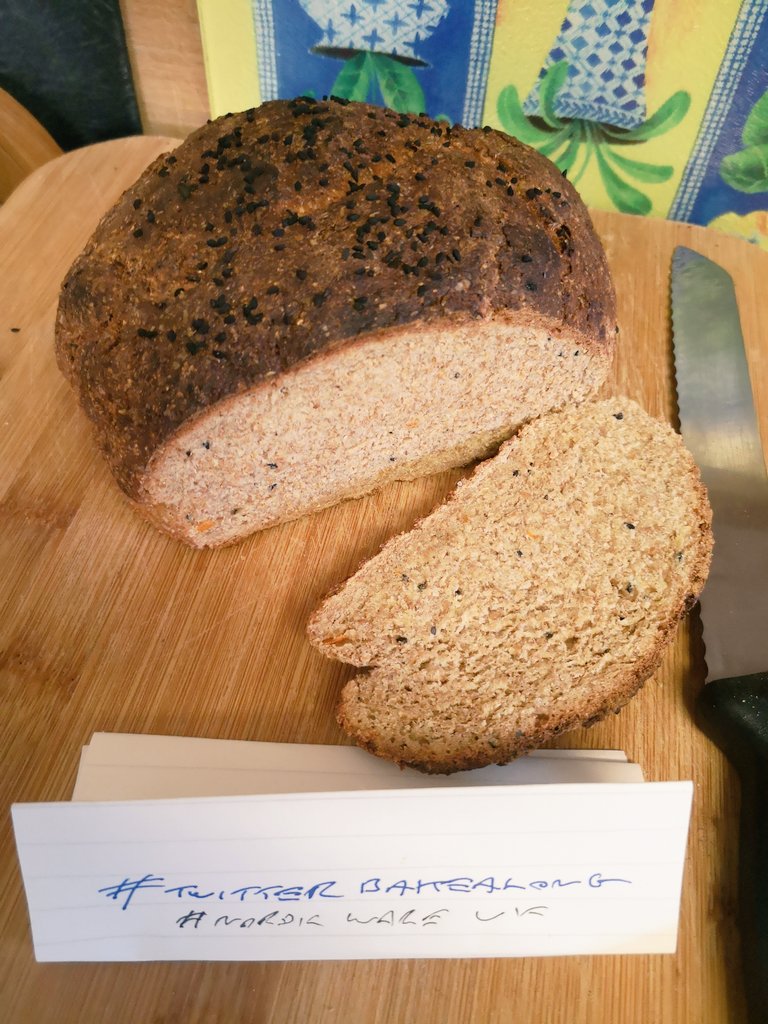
[55,97,617,547]
[143,317,606,546]
[307,399,713,774]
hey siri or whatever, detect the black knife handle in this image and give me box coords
[696,672,768,1023]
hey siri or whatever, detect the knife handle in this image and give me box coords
[696,672,768,1023]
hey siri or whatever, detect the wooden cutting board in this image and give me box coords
[2,137,766,1024]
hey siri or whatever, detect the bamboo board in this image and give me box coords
[2,137,767,1024]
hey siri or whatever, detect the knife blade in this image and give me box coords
[671,246,768,1022]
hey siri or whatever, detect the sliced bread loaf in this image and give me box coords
[55,97,616,547]
[307,398,713,773]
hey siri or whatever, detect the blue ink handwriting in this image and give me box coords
[98,871,631,911]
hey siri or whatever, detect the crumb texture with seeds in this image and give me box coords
[308,399,713,773]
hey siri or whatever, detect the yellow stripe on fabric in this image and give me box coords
[197,0,260,118]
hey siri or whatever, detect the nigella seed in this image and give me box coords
[132,198,142,209]
[430,625,437,635]
[296,268,308,280]
[191,318,210,334]
[520,254,533,262]
[137,328,157,338]
[352,296,367,310]
[206,237,228,248]
[625,522,636,530]
[266,285,280,295]
[395,636,408,644]
[525,280,538,292]
[133,228,143,238]
[613,411,624,419]
[312,290,328,307]
[167,329,177,340]
[146,210,156,223]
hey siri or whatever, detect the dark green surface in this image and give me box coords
[697,672,768,1023]
[0,0,141,151]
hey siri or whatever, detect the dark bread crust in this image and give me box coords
[55,97,616,501]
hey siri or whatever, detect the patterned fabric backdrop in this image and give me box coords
[196,0,768,250]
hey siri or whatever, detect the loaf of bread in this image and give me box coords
[308,399,713,773]
[55,97,616,547]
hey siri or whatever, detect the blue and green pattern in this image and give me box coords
[523,0,656,130]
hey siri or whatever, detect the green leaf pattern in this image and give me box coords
[330,52,424,114]
[719,88,768,195]
[496,61,690,215]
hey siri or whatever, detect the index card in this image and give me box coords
[72,733,644,801]
[12,781,692,962]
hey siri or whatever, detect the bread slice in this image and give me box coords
[308,398,713,773]
[55,97,616,547]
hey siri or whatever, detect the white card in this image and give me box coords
[12,739,693,963]
[72,732,644,800]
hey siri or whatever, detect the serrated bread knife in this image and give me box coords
[671,246,768,1021]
